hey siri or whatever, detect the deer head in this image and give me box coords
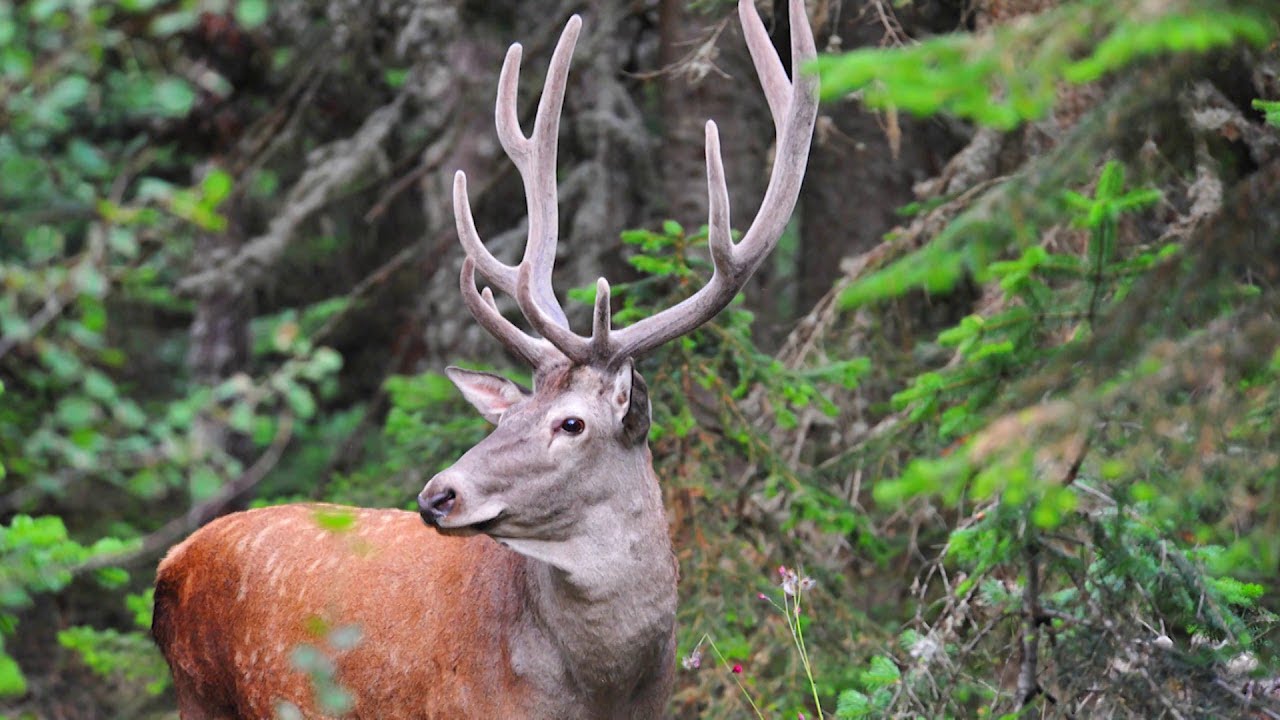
[420,362,650,545]
[416,0,818,563]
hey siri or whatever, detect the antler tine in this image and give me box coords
[603,0,819,362]
[454,15,589,370]
[459,258,557,369]
[493,15,581,332]
[705,120,734,273]
[511,269,613,367]
[515,262,593,364]
[590,278,612,361]
[454,171,518,297]
[733,0,817,264]
[739,0,791,136]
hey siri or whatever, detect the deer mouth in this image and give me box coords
[431,508,506,537]
[472,511,506,534]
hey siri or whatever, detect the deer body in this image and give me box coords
[154,2,816,717]
[156,366,678,719]
[155,504,676,719]
[155,507,542,718]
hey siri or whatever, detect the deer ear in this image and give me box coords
[446,367,530,424]
[610,360,650,446]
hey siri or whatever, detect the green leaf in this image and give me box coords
[252,416,278,445]
[1254,98,1280,128]
[46,75,91,110]
[1207,576,1264,606]
[285,384,317,419]
[190,467,222,502]
[67,139,110,178]
[313,507,356,533]
[861,655,900,690]
[72,262,109,297]
[1,44,33,80]
[628,254,677,277]
[235,0,270,28]
[306,347,344,378]
[1096,161,1125,200]
[23,225,63,263]
[120,0,165,11]
[0,654,27,697]
[136,177,175,201]
[1113,188,1162,213]
[56,396,100,429]
[228,402,255,433]
[153,78,196,116]
[201,169,234,208]
[151,9,199,35]
[95,567,130,589]
[384,68,409,88]
[113,400,147,430]
[40,343,82,379]
[835,689,871,719]
[82,371,117,402]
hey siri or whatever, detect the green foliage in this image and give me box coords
[277,623,362,719]
[813,0,1270,130]
[824,0,1271,311]
[818,108,1280,720]
[0,0,327,706]
[804,3,1280,711]
[614,221,876,716]
[874,162,1164,508]
[1255,98,1280,127]
[605,221,870,536]
[0,515,127,695]
[234,0,270,29]
[57,623,169,696]
[327,371,492,508]
[832,654,900,718]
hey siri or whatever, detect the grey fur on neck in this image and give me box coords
[503,459,676,708]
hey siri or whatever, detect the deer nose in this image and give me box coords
[418,488,457,526]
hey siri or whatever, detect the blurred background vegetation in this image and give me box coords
[2,0,1280,717]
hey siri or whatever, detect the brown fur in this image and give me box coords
[154,504,535,719]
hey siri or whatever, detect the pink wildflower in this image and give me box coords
[732,663,743,674]
[777,564,815,597]
[681,648,702,671]
[780,566,799,596]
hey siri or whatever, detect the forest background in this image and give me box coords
[3,0,1280,717]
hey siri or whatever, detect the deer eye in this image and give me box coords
[559,417,585,435]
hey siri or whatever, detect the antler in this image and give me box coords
[455,0,818,369]
[454,15,581,332]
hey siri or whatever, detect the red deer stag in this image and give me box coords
[153,1,817,717]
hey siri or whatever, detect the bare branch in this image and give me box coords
[179,98,404,298]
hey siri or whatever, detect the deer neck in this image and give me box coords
[501,451,676,698]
